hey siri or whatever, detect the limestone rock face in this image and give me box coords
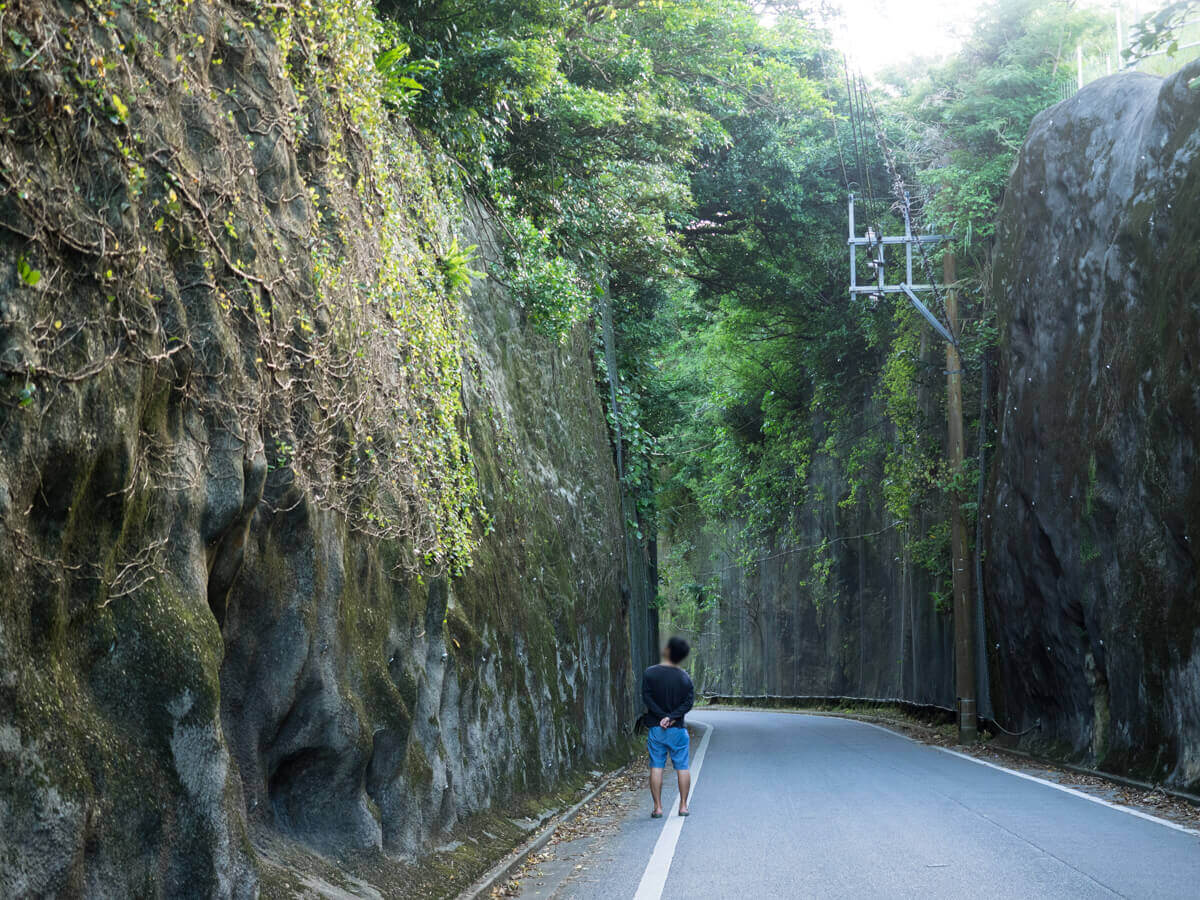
[667,449,953,709]
[987,61,1200,787]
[0,2,644,895]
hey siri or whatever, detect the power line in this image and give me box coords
[841,54,867,205]
[853,68,951,321]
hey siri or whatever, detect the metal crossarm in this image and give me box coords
[848,236,947,245]
[847,192,955,348]
[901,284,956,347]
[849,284,938,294]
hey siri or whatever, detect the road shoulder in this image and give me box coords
[499,725,705,899]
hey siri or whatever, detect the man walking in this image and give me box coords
[641,636,695,817]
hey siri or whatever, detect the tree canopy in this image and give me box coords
[378,0,1110,612]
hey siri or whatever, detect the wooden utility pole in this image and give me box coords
[944,252,977,744]
[846,195,978,742]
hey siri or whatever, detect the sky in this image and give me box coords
[832,0,976,73]
[830,1,1163,74]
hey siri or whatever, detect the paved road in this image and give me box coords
[524,709,1200,899]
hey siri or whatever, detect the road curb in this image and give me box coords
[456,763,632,900]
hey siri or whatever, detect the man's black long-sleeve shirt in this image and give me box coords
[641,664,694,729]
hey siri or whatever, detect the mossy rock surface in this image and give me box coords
[0,1,647,895]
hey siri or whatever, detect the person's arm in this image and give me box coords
[665,677,694,723]
[642,670,669,719]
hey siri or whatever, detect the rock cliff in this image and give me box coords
[987,61,1200,788]
[662,426,955,709]
[0,1,648,894]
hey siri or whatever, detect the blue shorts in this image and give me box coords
[647,725,690,770]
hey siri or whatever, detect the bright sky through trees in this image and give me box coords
[831,1,1172,74]
[833,0,974,72]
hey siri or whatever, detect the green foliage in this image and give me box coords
[498,212,592,337]
[826,0,1108,599]
[1129,1,1199,60]
[16,254,41,288]
[641,0,1109,616]
[375,27,438,114]
[884,0,1106,270]
[263,0,1115,606]
[910,521,952,613]
[108,93,129,124]
[381,0,841,540]
[265,0,486,574]
[635,7,839,553]
[438,238,484,294]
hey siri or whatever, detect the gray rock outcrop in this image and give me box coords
[987,61,1200,788]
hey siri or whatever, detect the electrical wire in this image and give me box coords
[854,68,952,321]
[841,54,866,202]
[986,716,1041,737]
[819,53,854,195]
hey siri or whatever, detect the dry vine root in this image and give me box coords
[0,0,488,598]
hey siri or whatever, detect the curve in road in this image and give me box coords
[636,709,1200,899]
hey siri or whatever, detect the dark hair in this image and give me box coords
[666,636,690,664]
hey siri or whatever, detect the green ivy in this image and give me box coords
[257,0,487,573]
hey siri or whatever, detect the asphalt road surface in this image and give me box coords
[519,709,1200,899]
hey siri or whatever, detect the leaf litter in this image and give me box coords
[489,766,646,897]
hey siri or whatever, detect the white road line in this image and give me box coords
[934,746,1200,837]
[632,719,714,900]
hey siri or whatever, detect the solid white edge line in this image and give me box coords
[632,719,714,900]
[933,745,1200,837]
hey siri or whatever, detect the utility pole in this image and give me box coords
[944,252,977,744]
[846,195,979,744]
